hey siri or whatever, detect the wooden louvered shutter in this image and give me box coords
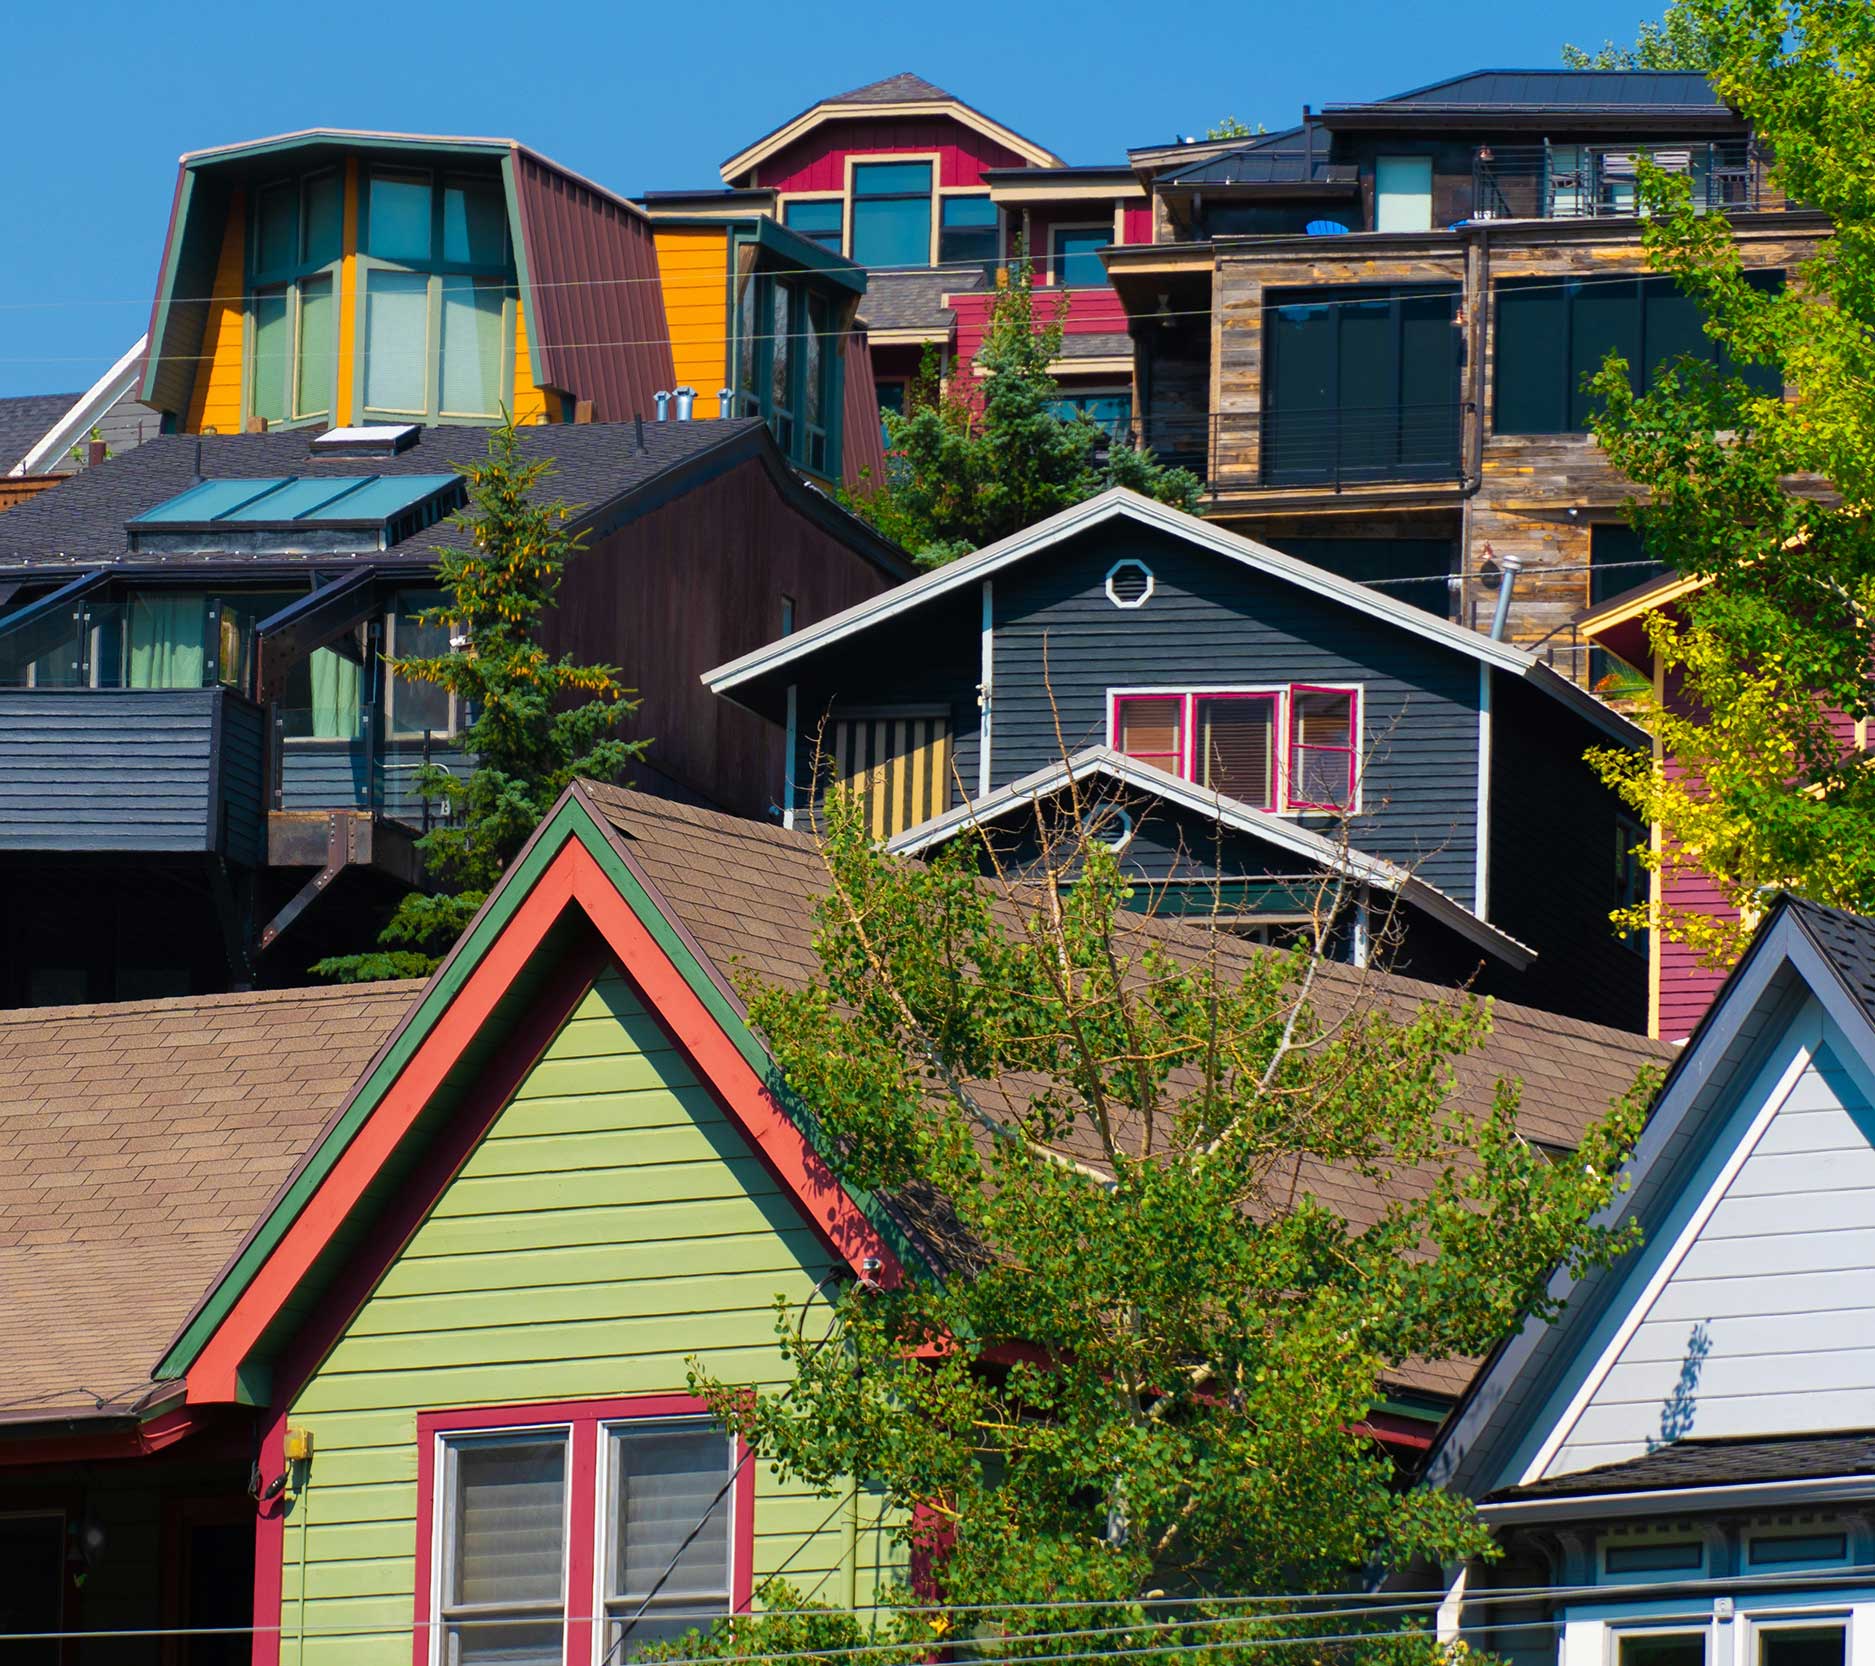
[832,713,953,839]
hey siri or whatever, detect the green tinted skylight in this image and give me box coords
[130,474,460,528]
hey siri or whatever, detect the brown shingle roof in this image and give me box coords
[582,783,1676,1398]
[0,981,419,1422]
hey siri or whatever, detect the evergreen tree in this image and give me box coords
[848,262,1202,567]
[316,421,643,981]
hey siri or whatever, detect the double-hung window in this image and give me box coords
[1112,686,1359,813]
[249,171,343,426]
[359,169,517,422]
[427,1399,742,1666]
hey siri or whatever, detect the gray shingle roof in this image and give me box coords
[0,393,79,472]
[1057,332,1133,361]
[833,72,958,105]
[1785,897,1875,1032]
[858,267,988,333]
[1487,1433,1875,1500]
[0,418,779,571]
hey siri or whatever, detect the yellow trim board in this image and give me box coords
[1579,571,1709,641]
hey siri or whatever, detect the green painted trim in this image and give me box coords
[500,153,547,393]
[234,1361,273,1407]
[185,134,511,170]
[142,169,199,406]
[157,791,921,1384]
[1372,1394,1450,1426]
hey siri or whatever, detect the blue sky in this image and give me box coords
[0,0,1664,397]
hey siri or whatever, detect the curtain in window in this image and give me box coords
[127,595,207,689]
[1116,698,1182,772]
[296,275,335,419]
[252,289,290,424]
[309,648,361,740]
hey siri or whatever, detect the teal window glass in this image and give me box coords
[1605,1542,1703,1574]
[441,277,507,416]
[295,274,335,419]
[1748,1534,1848,1566]
[1375,156,1434,232]
[443,178,507,267]
[256,184,298,276]
[852,162,933,267]
[252,288,291,423]
[1046,392,1132,440]
[364,269,432,413]
[784,200,844,251]
[302,172,343,268]
[1051,229,1110,288]
[939,195,998,270]
[368,173,433,262]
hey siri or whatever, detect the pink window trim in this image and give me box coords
[411,1393,756,1666]
[1189,690,1282,813]
[1285,685,1360,813]
[1109,692,1186,775]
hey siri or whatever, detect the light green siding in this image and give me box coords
[283,970,895,1665]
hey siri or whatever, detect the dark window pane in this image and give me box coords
[1760,1629,1845,1666]
[1748,1534,1848,1566]
[256,183,298,276]
[1605,1540,1703,1573]
[1641,276,1709,389]
[1570,277,1643,428]
[853,195,931,268]
[0,1513,62,1666]
[939,195,998,270]
[785,199,844,250]
[1495,280,1570,434]
[1399,291,1461,467]
[302,172,343,268]
[853,161,933,198]
[1618,1636,1706,1666]
[390,598,453,736]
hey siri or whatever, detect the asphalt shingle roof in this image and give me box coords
[1488,1433,1875,1500]
[0,392,78,473]
[834,72,958,105]
[1786,897,1875,1032]
[0,981,419,1422]
[858,268,988,333]
[0,418,774,571]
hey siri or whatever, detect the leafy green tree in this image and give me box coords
[1205,117,1264,140]
[1581,0,1875,966]
[1563,1,1712,67]
[847,262,1202,566]
[315,421,643,981]
[687,788,1652,1634]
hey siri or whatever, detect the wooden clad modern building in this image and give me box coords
[0,783,1671,1665]
[705,488,1650,1029]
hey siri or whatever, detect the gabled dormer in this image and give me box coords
[141,130,677,434]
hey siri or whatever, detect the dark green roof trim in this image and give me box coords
[179,132,513,170]
[748,216,868,293]
[500,152,546,392]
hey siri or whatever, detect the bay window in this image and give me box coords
[1112,686,1360,813]
[358,168,517,423]
[424,1399,744,1666]
[728,255,845,478]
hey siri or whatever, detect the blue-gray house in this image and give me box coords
[1424,896,1875,1666]
[704,489,1647,1028]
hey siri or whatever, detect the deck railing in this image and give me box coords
[1135,404,1470,491]
[1469,139,1762,221]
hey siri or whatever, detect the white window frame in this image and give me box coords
[1744,1609,1854,1666]
[593,1415,739,1666]
[430,1423,575,1666]
[1104,559,1155,609]
[1604,1622,1713,1666]
[1107,684,1363,816]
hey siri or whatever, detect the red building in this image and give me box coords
[689,73,1155,440]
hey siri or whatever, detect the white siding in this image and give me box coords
[1547,1032,1875,1476]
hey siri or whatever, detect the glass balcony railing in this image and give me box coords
[274,705,471,832]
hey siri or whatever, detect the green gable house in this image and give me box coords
[0,787,1666,1665]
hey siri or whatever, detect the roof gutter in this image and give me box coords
[1480,1471,1875,1525]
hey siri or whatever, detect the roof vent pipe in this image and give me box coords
[654,391,671,422]
[1488,549,1524,641]
[718,387,734,418]
[674,386,696,421]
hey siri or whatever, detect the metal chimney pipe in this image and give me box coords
[1488,550,1524,641]
[674,386,696,421]
[653,390,671,422]
[718,387,734,418]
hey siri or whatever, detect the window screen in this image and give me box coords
[1116,697,1183,773]
[442,1434,567,1666]
[604,1422,735,1660]
[1196,696,1276,809]
[1288,689,1356,810]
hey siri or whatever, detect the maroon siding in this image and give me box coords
[510,150,676,423]
[1121,204,1154,244]
[755,118,1030,191]
[842,322,889,489]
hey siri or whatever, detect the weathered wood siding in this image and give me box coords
[0,688,260,858]
[987,520,1484,905]
[1544,1013,1875,1475]
[283,970,897,1665]
[1487,671,1646,1032]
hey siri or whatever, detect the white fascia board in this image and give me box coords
[10,334,148,477]
[700,489,1646,748]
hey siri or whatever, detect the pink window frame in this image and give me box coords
[412,1393,755,1666]
[1109,692,1187,775]
[1284,685,1360,812]
[1188,690,1283,812]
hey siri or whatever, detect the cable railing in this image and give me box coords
[1469,139,1764,221]
[1134,404,1469,491]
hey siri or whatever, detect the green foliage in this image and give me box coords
[844,262,1202,567]
[1581,0,1875,966]
[1563,1,1712,67]
[315,420,644,981]
[631,1581,935,1666]
[1205,117,1264,140]
[689,789,1653,1628]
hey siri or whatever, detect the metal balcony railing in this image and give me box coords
[1134,404,1469,491]
[1469,139,1763,221]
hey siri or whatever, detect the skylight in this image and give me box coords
[126,473,464,555]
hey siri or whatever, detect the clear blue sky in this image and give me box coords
[0,0,1662,397]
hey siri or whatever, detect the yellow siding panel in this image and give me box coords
[511,298,550,423]
[654,225,730,418]
[284,971,899,1665]
[186,193,248,435]
[334,160,359,427]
